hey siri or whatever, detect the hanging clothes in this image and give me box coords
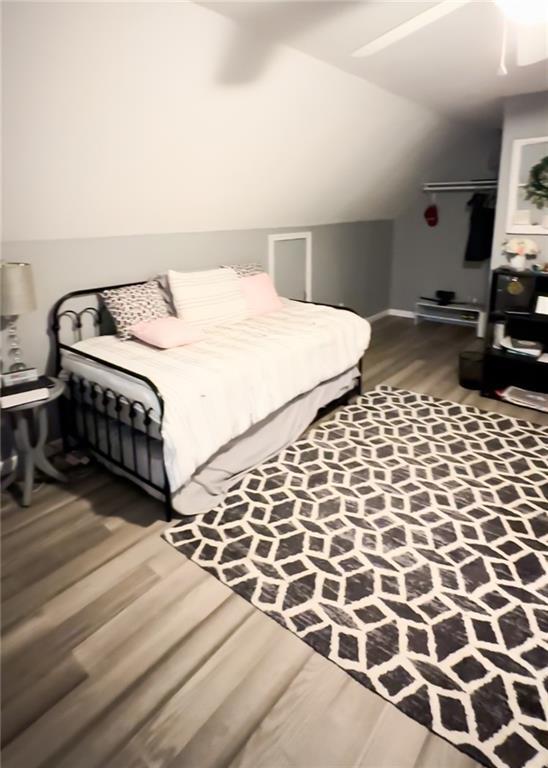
[464,193,495,262]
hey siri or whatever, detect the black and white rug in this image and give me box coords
[164,386,548,768]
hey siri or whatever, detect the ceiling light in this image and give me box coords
[494,0,548,25]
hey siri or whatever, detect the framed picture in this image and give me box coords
[506,136,548,235]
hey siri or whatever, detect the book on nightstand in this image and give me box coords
[1,368,39,387]
[0,376,53,409]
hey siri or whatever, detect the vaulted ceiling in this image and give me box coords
[3,1,540,241]
[202,1,548,125]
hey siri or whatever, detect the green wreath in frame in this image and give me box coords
[524,155,548,210]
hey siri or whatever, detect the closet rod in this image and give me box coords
[423,180,498,192]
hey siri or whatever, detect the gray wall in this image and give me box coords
[390,192,490,312]
[273,238,307,300]
[389,130,501,313]
[491,91,548,269]
[1,219,392,374]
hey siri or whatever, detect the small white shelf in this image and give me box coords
[415,301,485,336]
[415,312,478,327]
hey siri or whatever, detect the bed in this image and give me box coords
[53,281,371,520]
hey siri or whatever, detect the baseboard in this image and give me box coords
[366,309,389,322]
[387,309,415,319]
[367,308,416,321]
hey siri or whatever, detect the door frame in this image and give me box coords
[267,231,312,301]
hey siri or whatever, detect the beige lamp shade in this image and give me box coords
[0,262,37,316]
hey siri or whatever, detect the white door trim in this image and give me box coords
[268,231,312,301]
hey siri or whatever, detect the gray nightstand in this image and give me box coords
[2,377,67,506]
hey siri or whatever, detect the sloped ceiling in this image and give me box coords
[203,1,548,125]
[3,1,499,242]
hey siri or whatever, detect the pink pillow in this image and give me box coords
[240,273,283,317]
[130,317,205,348]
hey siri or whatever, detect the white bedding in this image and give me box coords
[62,300,371,493]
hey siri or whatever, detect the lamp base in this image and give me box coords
[9,361,27,373]
[5,315,28,373]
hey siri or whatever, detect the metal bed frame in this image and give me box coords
[52,283,363,522]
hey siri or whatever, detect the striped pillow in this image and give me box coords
[167,268,247,328]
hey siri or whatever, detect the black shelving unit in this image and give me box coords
[482,268,548,405]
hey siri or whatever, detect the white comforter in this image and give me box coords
[63,300,371,492]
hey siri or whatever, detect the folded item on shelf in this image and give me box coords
[499,336,543,357]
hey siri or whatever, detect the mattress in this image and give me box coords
[61,300,371,494]
[92,366,359,516]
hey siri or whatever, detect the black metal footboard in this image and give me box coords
[51,283,365,523]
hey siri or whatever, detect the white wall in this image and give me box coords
[491,91,548,270]
[3,1,481,242]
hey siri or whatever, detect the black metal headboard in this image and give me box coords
[51,281,146,373]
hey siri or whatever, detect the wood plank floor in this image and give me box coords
[2,318,546,768]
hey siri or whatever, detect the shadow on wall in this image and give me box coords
[200,1,354,84]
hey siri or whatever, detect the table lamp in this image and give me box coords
[1,262,37,372]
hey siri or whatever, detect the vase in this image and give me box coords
[508,253,526,271]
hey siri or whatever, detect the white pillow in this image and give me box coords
[167,268,247,328]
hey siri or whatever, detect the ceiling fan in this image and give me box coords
[352,0,548,71]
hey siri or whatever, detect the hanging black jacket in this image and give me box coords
[464,193,495,262]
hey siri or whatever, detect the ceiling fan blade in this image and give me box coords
[352,0,473,58]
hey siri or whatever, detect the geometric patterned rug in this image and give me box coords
[164,386,548,768]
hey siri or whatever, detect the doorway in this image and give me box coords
[268,232,312,301]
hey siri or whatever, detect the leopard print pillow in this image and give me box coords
[221,263,264,278]
[101,281,170,340]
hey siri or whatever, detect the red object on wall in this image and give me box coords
[424,204,439,227]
